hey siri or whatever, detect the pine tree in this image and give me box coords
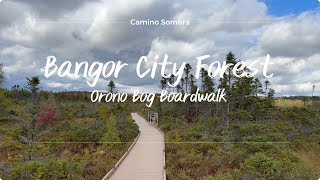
[190,74,197,93]
[253,78,263,97]
[26,76,40,94]
[176,84,182,93]
[267,88,275,99]
[26,76,40,160]
[160,76,167,90]
[108,80,116,93]
[0,63,5,86]
[264,80,270,97]
[233,76,254,110]
[267,88,275,105]
[184,63,192,93]
[219,52,237,113]
[180,78,185,94]
[169,74,176,92]
[200,68,206,91]
[202,69,214,93]
[226,52,237,89]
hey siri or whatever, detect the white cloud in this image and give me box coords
[146,37,215,65]
[85,0,160,52]
[272,82,320,96]
[259,11,320,57]
[193,0,271,33]
[0,1,27,26]
[1,45,38,74]
[46,82,72,88]
[0,0,319,96]
[10,0,96,19]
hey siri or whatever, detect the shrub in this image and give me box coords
[46,159,70,179]
[228,110,253,122]
[10,161,47,180]
[37,107,57,126]
[241,152,283,180]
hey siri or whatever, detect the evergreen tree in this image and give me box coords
[184,63,192,93]
[219,52,237,92]
[253,78,263,97]
[200,68,206,91]
[169,74,176,92]
[233,76,254,110]
[226,52,237,89]
[267,88,275,105]
[229,62,256,110]
[0,63,5,86]
[264,80,270,97]
[108,80,116,93]
[176,84,182,93]
[160,76,167,90]
[202,69,214,93]
[180,78,185,94]
[267,88,275,99]
[26,76,40,160]
[219,52,237,112]
[190,74,197,93]
[26,76,40,94]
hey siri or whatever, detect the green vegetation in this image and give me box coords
[1,51,319,179]
[0,82,139,179]
[139,52,320,179]
[140,102,320,180]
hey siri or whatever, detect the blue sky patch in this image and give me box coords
[261,0,319,16]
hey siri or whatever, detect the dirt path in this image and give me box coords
[109,113,165,180]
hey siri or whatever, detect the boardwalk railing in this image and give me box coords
[102,132,141,180]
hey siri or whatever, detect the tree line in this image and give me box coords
[158,52,275,121]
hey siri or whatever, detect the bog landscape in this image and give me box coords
[1,53,320,179]
[0,0,320,179]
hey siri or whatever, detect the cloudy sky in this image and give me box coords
[0,0,319,96]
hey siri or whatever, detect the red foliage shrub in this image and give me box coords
[37,107,57,126]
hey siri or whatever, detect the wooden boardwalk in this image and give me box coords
[109,113,165,180]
